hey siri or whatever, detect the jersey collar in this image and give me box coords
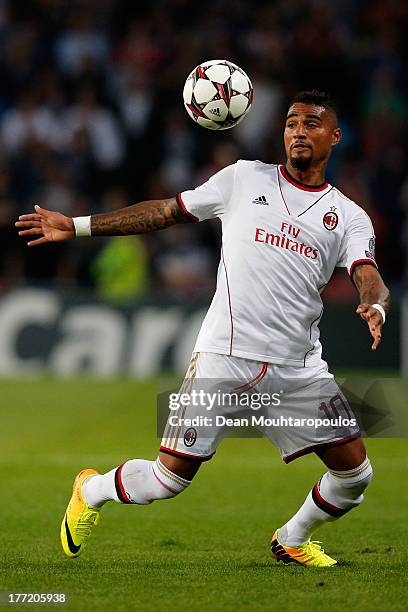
[279,165,329,192]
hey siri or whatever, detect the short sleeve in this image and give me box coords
[336,208,378,277]
[177,163,236,221]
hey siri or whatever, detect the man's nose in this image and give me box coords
[294,125,306,137]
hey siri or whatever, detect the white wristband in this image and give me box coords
[73,216,91,237]
[371,303,386,324]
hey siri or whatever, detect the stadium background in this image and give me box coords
[0,2,407,610]
[0,0,406,374]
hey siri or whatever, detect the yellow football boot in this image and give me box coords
[271,530,337,567]
[60,469,100,558]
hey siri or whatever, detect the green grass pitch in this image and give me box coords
[0,378,407,611]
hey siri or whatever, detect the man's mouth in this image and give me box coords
[292,144,311,151]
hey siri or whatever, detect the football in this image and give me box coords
[182,60,253,130]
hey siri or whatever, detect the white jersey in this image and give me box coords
[178,161,378,367]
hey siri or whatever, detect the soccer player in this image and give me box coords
[16,91,390,567]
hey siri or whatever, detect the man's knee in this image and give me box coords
[319,457,373,511]
[329,457,373,499]
[159,451,202,481]
[119,457,194,505]
[318,437,367,471]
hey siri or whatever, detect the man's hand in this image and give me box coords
[352,264,389,351]
[356,303,383,350]
[15,205,75,246]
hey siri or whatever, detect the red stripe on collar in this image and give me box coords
[279,165,329,192]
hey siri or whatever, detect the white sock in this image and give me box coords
[83,458,191,508]
[278,457,373,546]
[83,468,118,508]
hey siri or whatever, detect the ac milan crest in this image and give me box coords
[184,427,197,447]
[323,210,338,231]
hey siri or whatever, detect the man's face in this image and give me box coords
[284,103,341,171]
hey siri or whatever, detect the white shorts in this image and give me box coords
[160,352,360,463]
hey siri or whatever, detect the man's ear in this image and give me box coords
[332,127,342,147]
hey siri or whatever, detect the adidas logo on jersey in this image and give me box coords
[252,195,269,205]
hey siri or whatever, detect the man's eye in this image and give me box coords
[307,123,319,128]
[286,123,295,128]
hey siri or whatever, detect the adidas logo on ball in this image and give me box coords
[209,108,221,116]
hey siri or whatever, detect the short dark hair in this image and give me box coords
[289,90,337,122]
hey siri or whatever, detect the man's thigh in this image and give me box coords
[258,362,361,464]
[160,352,269,463]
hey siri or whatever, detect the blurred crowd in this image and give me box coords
[0,0,407,303]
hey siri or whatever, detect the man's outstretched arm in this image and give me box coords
[91,197,192,236]
[16,198,192,246]
[352,264,390,351]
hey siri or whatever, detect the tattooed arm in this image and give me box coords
[15,198,192,246]
[91,198,191,236]
[352,264,390,350]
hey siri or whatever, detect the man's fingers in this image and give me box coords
[370,320,382,348]
[16,214,42,223]
[371,332,382,351]
[18,206,49,224]
[16,220,43,228]
[370,324,381,337]
[357,304,371,321]
[18,228,44,237]
[34,204,51,216]
[27,237,49,247]
[356,303,370,314]
[369,319,382,350]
